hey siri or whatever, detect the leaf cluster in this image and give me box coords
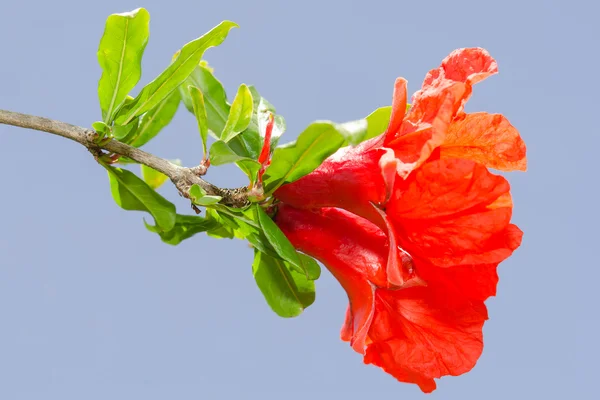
[94,8,393,316]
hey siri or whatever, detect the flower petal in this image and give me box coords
[389,158,510,219]
[372,205,424,288]
[387,158,522,267]
[385,78,408,137]
[416,260,500,302]
[275,204,389,289]
[384,85,456,177]
[364,286,488,393]
[418,47,498,116]
[385,48,499,175]
[423,47,498,88]
[341,305,353,342]
[442,112,527,171]
[275,205,386,352]
[274,143,393,224]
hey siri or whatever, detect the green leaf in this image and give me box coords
[221,84,254,142]
[254,205,305,273]
[189,184,222,206]
[364,106,392,141]
[106,166,176,231]
[92,121,111,135]
[109,95,139,141]
[298,253,321,280]
[127,89,181,147]
[195,196,223,206]
[189,183,207,196]
[227,86,285,160]
[178,68,286,184]
[188,85,209,158]
[112,117,139,141]
[216,205,317,279]
[180,65,229,137]
[252,250,315,318]
[211,207,283,257]
[253,89,286,148]
[144,214,219,245]
[140,164,169,190]
[209,140,259,167]
[179,67,282,177]
[116,21,238,125]
[97,8,150,123]
[204,209,236,239]
[263,119,367,194]
[206,206,321,281]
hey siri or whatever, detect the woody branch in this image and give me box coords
[0,109,249,208]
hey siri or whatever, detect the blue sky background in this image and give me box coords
[0,0,596,398]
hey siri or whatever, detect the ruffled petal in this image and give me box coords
[384,85,457,177]
[389,157,510,219]
[418,47,498,116]
[364,286,488,393]
[407,209,521,267]
[275,203,506,393]
[423,48,498,87]
[415,259,500,303]
[387,158,522,267]
[442,112,527,171]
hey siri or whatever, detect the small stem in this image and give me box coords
[0,109,249,207]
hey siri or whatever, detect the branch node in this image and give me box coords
[190,159,209,177]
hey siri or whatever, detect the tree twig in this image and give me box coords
[0,109,249,208]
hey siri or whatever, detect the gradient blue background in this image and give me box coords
[1,0,595,398]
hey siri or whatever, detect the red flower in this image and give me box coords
[275,48,527,221]
[272,48,526,391]
[276,204,521,392]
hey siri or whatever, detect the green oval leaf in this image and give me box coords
[116,20,238,125]
[180,64,229,137]
[255,205,312,276]
[298,253,321,281]
[179,67,284,184]
[97,8,150,123]
[145,214,219,245]
[263,119,367,194]
[364,106,392,141]
[106,166,176,231]
[221,84,254,142]
[189,184,222,206]
[112,117,139,141]
[92,121,111,135]
[188,85,209,158]
[252,250,315,318]
[128,89,181,147]
[203,209,236,239]
[209,140,257,166]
